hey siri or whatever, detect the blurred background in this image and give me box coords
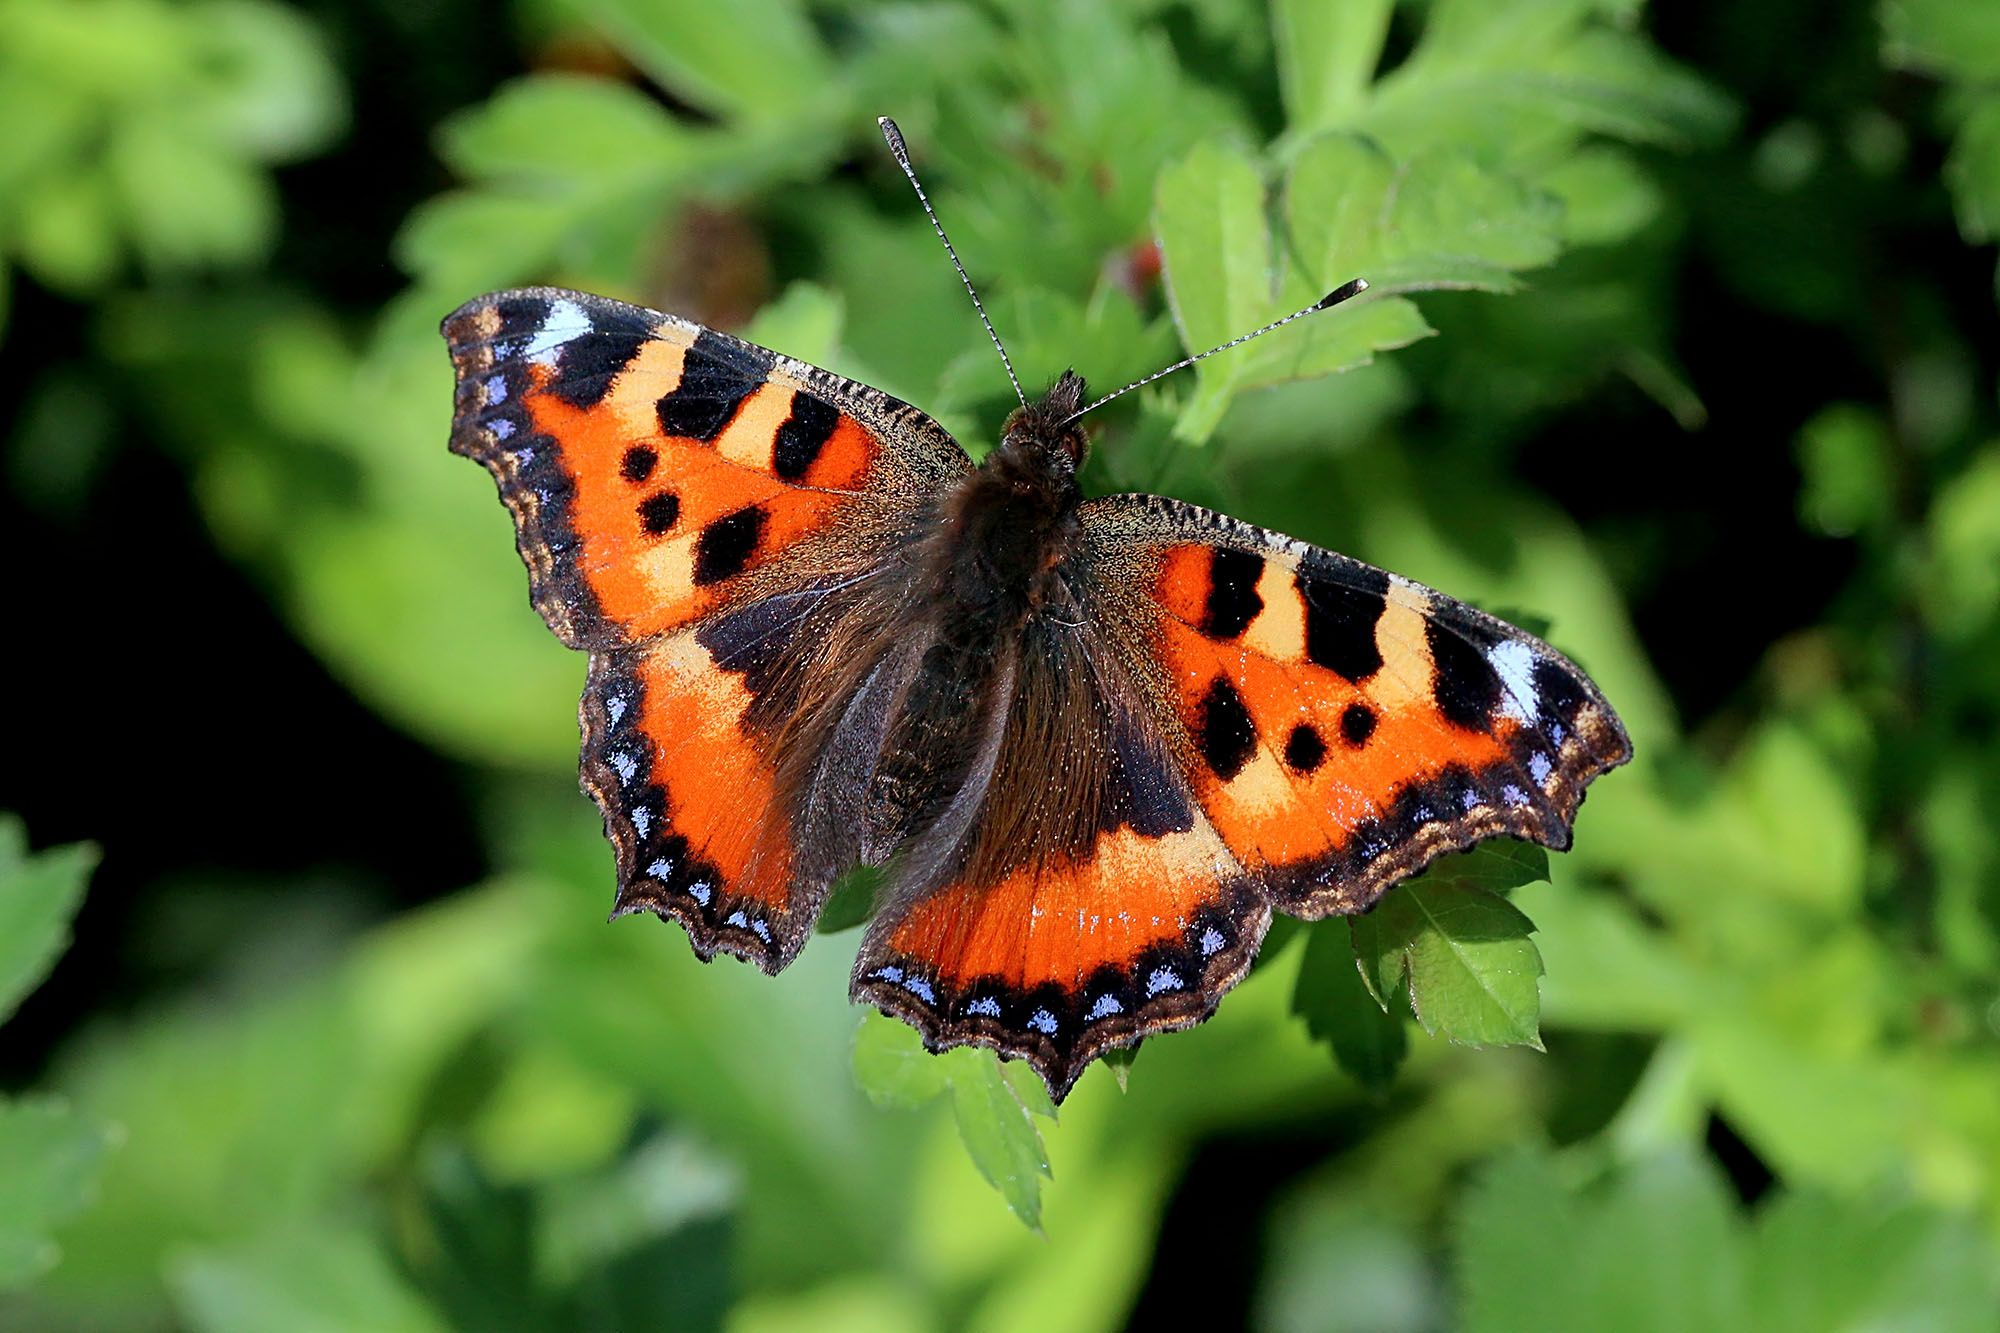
[6,0,2000,1328]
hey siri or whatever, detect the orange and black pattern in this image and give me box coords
[444,287,1631,1101]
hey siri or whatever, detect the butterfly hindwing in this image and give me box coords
[850,607,1274,1100]
[1084,493,1632,916]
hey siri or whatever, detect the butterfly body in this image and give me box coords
[444,285,1631,1101]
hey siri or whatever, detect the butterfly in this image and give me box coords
[441,120,1631,1103]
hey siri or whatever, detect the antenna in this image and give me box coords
[878,116,1027,409]
[1065,277,1370,423]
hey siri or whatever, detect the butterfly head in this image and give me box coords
[998,369,1090,473]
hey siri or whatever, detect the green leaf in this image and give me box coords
[105,117,277,270]
[1747,1191,2000,1331]
[1455,1148,1586,1333]
[1156,137,1433,440]
[184,0,346,163]
[814,866,880,936]
[1946,96,2000,244]
[1097,1043,1140,1092]
[577,0,833,123]
[15,166,121,293]
[1155,137,1268,400]
[1537,146,1665,246]
[0,1098,118,1291]
[1273,0,1391,134]
[440,75,689,188]
[1883,0,2000,82]
[850,1014,1051,1228]
[1458,1149,1745,1333]
[851,1011,949,1111]
[1441,840,1553,896]
[0,815,96,1023]
[1795,403,1893,538]
[170,1221,451,1333]
[1354,881,1544,1048]
[1293,921,1407,1094]
[1458,1150,2000,1332]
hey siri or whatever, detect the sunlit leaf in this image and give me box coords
[1354,881,1544,1049]
[0,815,95,1023]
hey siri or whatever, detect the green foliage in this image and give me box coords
[0,0,343,318]
[10,0,2000,1327]
[0,820,111,1293]
[1455,1148,2000,1332]
[852,1014,1053,1229]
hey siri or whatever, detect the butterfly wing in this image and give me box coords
[853,491,1630,1099]
[1083,493,1632,915]
[444,287,969,970]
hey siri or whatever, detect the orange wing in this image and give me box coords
[444,288,968,968]
[443,287,967,650]
[1084,493,1632,916]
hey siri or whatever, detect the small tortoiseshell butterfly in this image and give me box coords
[442,120,1631,1101]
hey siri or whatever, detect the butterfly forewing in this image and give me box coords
[1079,493,1632,916]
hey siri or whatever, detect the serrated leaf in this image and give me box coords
[849,1013,1051,1228]
[1156,137,1434,439]
[0,815,96,1023]
[1355,881,1544,1048]
[948,1058,1052,1230]
[1349,896,1421,1011]
[1293,922,1407,1094]
[0,1098,117,1291]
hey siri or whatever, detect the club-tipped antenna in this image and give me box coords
[879,116,1027,409]
[1064,277,1370,424]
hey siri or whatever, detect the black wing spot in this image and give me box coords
[1284,723,1327,773]
[550,330,646,408]
[1300,570,1387,683]
[622,445,659,483]
[1201,548,1264,639]
[637,492,680,536]
[1198,675,1258,781]
[693,505,766,585]
[657,331,769,441]
[1426,620,1502,731]
[1339,702,1377,747]
[773,392,840,479]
